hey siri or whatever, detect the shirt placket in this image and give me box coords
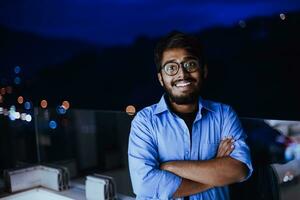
[175,116,191,160]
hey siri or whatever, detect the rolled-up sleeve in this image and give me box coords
[128,111,182,199]
[222,106,253,181]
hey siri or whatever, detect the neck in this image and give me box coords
[169,98,198,114]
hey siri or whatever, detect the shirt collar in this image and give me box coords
[154,94,215,115]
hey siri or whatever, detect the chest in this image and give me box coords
[153,113,223,162]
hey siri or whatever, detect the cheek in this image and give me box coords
[161,75,173,87]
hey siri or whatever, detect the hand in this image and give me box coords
[216,137,235,158]
[160,162,171,171]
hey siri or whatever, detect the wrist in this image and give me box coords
[160,161,173,172]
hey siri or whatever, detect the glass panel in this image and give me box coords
[35,108,134,196]
[1,108,300,199]
[0,112,37,194]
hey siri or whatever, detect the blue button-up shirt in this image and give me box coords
[128,95,253,200]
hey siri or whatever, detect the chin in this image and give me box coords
[169,93,199,105]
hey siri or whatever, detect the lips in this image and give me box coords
[174,80,193,87]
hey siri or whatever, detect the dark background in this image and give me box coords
[1,0,300,119]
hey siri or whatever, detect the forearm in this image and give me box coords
[162,157,248,186]
[173,178,213,198]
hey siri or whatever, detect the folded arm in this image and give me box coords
[171,137,237,197]
[161,156,248,187]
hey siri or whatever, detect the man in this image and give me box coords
[128,31,252,200]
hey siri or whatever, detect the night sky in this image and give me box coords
[1,0,300,45]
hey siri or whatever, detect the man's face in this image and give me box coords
[158,48,207,105]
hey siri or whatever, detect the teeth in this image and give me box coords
[176,82,191,87]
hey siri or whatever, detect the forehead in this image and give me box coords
[162,48,193,63]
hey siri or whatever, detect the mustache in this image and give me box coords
[172,78,196,86]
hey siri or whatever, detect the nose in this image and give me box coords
[176,65,190,79]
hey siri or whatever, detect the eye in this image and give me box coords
[184,60,199,71]
[164,63,178,74]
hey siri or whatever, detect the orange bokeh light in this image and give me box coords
[126,105,136,115]
[62,101,70,110]
[17,96,24,104]
[40,100,48,109]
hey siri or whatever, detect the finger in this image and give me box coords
[223,142,235,156]
[217,138,232,157]
[217,138,228,156]
[220,138,233,156]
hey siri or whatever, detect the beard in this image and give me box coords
[162,78,202,105]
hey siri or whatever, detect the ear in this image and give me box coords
[203,64,208,79]
[157,73,164,87]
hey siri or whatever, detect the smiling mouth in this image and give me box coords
[174,80,192,87]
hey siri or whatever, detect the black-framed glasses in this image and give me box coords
[161,59,200,76]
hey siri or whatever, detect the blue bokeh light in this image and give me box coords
[56,106,66,115]
[49,120,57,129]
[14,66,21,74]
[14,77,21,85]
[24,101,31,110]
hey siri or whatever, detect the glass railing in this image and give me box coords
[1,108,300,199]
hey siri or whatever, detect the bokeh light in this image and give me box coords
[3,109,8,116]
[40,100,48,109]
[17,96,24,104]
[126,105,136,116]
[49,120,57,129]
[21,113,27,120]
[14,66,21,74]
[62,100,70,110]
[10,105,16,111]
[56,106,66,115]
[25,114,32,122]
[280,13,286,20]
[14,77,21,85]
[24,101,32,110]
[14,112,20,119]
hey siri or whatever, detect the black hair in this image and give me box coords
[154,31,205,72]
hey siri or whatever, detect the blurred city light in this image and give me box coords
[21,113,27,120]
[9,112,16,121]
[25,114,32,122]
[62,100,70,110]
[17,96,24,104]
[126,105,136,116]
[280,13,286,20]
[40,100,48,109]
[24,101,32,110]
[49,120,57,129]
[14,112,20,119]
[10,105,16,111]
[14,77,21,85]
[56,106,66,115]
[14,66,21,74]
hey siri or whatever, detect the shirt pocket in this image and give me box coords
[199,142,219,160]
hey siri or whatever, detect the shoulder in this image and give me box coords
[131,103,158,127]
[202,99,234,115]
